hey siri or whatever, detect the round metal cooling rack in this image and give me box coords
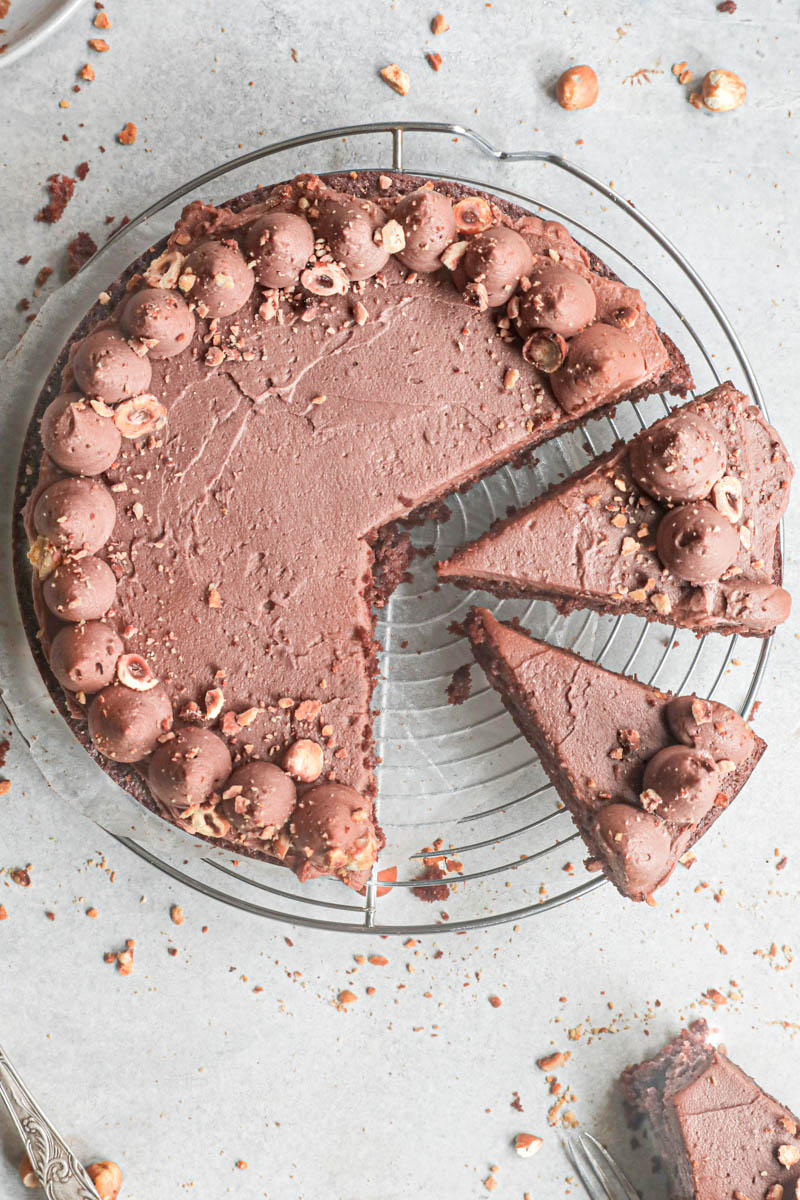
[22,122,782,933]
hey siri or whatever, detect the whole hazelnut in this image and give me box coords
[701,69,746,112]
[282,738,324,783]
[556,64,599,110]
[19,1153,39,1188]
[87,1160,123,1199]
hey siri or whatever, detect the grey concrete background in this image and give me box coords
[1,1,799,1197]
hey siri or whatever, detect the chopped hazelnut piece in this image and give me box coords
[778,1145,800,1168]
[650,593,672,616]
[537,1051,567,1070]
[378,217,406,254]
[301,262,349,296]
[88,38,110,51]
[712,474,743,523]
[453,196,493,234]
[93,10,111,27]
[426,52,443,72]
[295,698,322,722]
[144,247,185,289]
[440,240,469,270]
[380,64,410,96]
[521,329,566,373]
[117,653,158,692]
[431,13,449,34]
[514,1132,543,1158]
[237,707,262,727]
[116,941,135,976]
[170,904,184,925]
[79,63,95,81]
[691,698,713,724]
[463,280,489,311]
[117,122,137,145]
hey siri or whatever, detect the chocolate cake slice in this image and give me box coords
[440,384,792,637]
[16,170,690,889]
[622,1020,800,1199]
[464,607,765,900]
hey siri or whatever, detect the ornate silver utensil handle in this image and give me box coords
[0,1042,99,1198]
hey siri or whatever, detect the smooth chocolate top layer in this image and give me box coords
[622,1021,800,1200]
[439,384,792,637]
[464,608,763,900]
[20,170,689,882]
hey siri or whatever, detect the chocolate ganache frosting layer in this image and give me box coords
[439,383,792,637]
[17,170,691,888]
[622,1020,800,1200]
[464,607,765,901]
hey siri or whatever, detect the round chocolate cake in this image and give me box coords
[15,170,691,890]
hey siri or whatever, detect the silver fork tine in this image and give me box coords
[580,1133,641,1200]
[565,1134,611,1200]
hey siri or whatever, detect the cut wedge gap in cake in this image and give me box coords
[439,384,792,638]
[463,607,765,901]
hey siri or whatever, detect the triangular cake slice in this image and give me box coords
[464,607,765,901]
[440,384,792,637]
[621,1020,800,1199]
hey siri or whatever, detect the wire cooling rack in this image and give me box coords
[15,122,779,933]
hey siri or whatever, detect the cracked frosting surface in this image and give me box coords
[674,1053,800,1200]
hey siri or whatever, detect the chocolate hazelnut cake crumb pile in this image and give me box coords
[464,608,765,901]
[16,168,700,890]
